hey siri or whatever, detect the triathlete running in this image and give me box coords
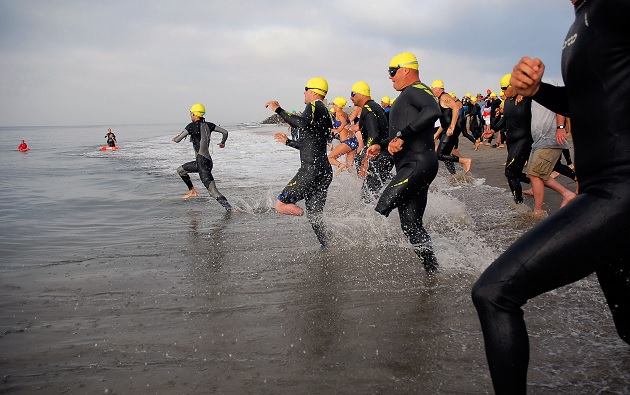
[172,103,232,211]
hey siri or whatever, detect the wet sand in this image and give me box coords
[2,130,628,394]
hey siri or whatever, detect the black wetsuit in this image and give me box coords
[105,133,116,147]
[375,81,441,274]
[174,120,231,211]
[275,100,333,248]
[359,100,394,201]
[459,99,476,145]
[436,92,462,175]
[472,1,630,393]
[495,96,533,203]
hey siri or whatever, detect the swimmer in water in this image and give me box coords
[472,1,630,393]
[105,129,117,147]
[17,140,28,151]
[172,103,232,211]
[367,52,441,274]
[266,77,334,249]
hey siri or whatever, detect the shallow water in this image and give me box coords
[0,124,628,393]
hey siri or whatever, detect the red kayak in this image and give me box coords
[101,146,119,151]
[17,147,30,152]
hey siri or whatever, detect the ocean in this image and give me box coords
[1,123,628,394]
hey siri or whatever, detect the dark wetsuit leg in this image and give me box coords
[436,133,459,175]
[553,160,576,180]
[178,160,198,190]
[472,184,630,394]
[196,155,215,189]
[504,139,531,203]
[279,163,333,247]
[375,157,439,273]
[362,154,394,202]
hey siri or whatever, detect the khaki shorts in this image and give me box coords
[527,148,563,180]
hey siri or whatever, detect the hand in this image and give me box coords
[388,137,404,155]
[265,101,280,112]
[556,129,567,146]
[218,143,225,148]
[366,144,381,159]
[274,132,288,144]
[171,136,177,142]
[511,56,545,97]
[447,126,454,136]
[359,166,367,178]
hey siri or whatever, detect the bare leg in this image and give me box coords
[530,176,545,214]
[275,200,304,216]
[542,177,577,208]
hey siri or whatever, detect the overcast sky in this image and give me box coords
[0,1,575,127]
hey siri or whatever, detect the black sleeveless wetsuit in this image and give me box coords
[436,92,462,175]
[375,81,441,273]
[359,100,394,201]
[496,96,533,203]
[472,1,630,393]
[275,100,333,248]
[174,120,231,210]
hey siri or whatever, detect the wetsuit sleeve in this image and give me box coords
[362,109,380,147]
[492,115,505,131]
[398,87,441,139]
[532,83,569,117]
[173,130,190,143]
[275,103,313,130]
[213,125,229,145]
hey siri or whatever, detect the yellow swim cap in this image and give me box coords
[389,52,419,70]
[351,81,370,97]
[333,97,347,108]
[500,73,512,89]
[431,79,445,89]
[381,96,391,104]
[190,103,206,117]
[306,77,328,97]
[490,92,497,98]
[449,92,456,98]
[471,97,477,104]
[465,93,472,98]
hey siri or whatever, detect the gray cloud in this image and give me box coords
[0,1,575,126]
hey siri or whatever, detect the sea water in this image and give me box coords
[0,123,628,393]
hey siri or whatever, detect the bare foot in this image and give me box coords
[335,164,347,176]
[560,191,577,208]
[182,189,198,199]
[474,141,481,151]
[498,144,505,148]
[462,158,472,173]
[522,188,534,196]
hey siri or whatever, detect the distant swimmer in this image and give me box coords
[367,52,441,274]
[17,140,29,151]
[265,77,333,250]
[105,128,117,147]
[172,103,232,211]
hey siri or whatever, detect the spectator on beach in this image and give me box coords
[266,77,333,249]
[367,52,441,275]
[472,1,630,393]
[526,101,577,216]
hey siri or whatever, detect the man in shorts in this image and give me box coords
[526,100,576,216]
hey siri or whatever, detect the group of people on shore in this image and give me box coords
[171,1,629,392]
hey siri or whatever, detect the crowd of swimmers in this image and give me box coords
[173,3,630,389]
